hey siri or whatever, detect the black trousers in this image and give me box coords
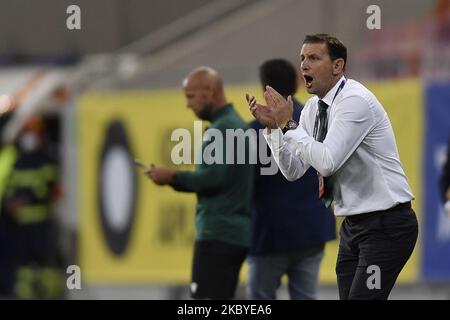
[191,239,248,299]
[336,202,418,300]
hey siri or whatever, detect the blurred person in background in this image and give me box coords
[0,116,63,299]
[0,139,17,298]
[440,137,450,217]
[247,59,335,300]
[145,67,254,299]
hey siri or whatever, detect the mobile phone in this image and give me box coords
[134,159,149,170]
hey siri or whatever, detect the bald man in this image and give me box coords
[145,67,254,299]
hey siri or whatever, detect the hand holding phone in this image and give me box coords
[134,159,154,171]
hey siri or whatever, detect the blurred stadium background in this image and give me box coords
[0,0,449,299]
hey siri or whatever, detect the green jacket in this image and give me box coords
[171,104,254,247]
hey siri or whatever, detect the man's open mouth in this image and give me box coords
[304,75,313,88]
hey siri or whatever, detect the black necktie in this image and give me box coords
[317,100,329,142]
[316,100,333,207]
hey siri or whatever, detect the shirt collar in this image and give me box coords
[320,75,346,106]
[211,103,233,122]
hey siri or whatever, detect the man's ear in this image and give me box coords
[333,58,345,75]
[203,85,214,100]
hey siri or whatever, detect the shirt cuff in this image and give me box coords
[284,125,310,142]
[263,127,284,152]
[284,126,315,160]
[169,171,183,190]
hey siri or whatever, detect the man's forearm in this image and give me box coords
[263,128,309,181]
[171,166,227,193]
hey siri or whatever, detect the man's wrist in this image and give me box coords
[168,171,176,184]
[266,121,278,132]
[278,120,289,130]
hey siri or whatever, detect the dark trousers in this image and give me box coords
[0,215,16,296]
[191,239,247,299]
[336,202,418,300]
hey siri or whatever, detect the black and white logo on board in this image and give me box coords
[98,120,138,256]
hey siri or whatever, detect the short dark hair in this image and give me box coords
[259,59,298,97]
[303,34,347,70]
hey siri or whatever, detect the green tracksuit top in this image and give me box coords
[171,104,254,247]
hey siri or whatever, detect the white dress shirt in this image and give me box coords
[263,76,414,216]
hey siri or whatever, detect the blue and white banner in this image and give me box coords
[423,80,450,281]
